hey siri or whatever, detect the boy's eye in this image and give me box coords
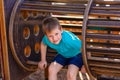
[49,36,53,38]
[48,35,53,38]
[55,33,58,36]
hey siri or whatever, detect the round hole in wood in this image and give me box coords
[34,42,40,54]
[23,27,30,39]
[24,45,31,57]
[34,25,39,36]
[21,11,29,20]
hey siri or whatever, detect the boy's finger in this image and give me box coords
[44,64,47,68]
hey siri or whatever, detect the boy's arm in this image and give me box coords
[38,42,47,69]
[41,42,47,61]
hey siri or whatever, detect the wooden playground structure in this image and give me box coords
[0,0,120,80]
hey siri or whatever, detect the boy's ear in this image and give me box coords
[60,26,63,31]
[60,27,63,33]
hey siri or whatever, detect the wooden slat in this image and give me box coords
[88,27,120,31]
[21,8,85,14]
[90,10,120,17]
[20,1,86,14]
[20,22,82,33]
[92,6,120,10]
[62,25,82,29]
[52,15,84,20]
[22,1,86,9]
[87,42,120,48]
[87,20,120,28]
[20,7,85,14]
[88,57,120,63]
[29,0,88,3]
[90,52,120,59]
[86,33,120,40]
[87,47,120,54]
[94,0,120,5]
[26,60,38,65]
[89,63,120,70]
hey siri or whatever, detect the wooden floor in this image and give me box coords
[23,69,88,80]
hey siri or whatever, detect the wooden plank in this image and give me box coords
[94,0,120,5]
[90,10,120,17]
[0,0,10,80]
[32,0,88,3]
[20,6,85,14]
[20,1,86,14]
[89,63,120,70]
[87,42,120,48]
[52,15,84,20]
[92,6,120,10]
[87,47,120,54]
[22,1,86,9]
[86,33,120,40]
[88,57,120,63]
[87,20,120,28]
[90,52,120,59]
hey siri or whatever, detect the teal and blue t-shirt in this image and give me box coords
[42,30,82,58]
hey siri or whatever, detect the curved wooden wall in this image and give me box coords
[82,0,120,80]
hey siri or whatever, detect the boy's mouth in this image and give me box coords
[53,40,59,44]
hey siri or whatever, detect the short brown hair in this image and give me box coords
[42,17,61,34]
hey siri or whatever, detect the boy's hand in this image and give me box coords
[38,61,47,70]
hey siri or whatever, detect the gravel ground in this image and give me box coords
[23,69,88,80]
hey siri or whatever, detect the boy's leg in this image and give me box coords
[67,64,79,80]
[67,53,83,80]
[48,54,67,80]
[48,61,63,80]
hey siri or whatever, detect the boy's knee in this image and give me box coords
[67,71,76,79]
[48,64,57,74]
[48,65,53,73]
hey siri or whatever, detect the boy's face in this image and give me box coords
[46,27,62,44]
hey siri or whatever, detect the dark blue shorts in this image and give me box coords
[52,53,83,68]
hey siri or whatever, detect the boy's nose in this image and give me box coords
[53,36,57,41]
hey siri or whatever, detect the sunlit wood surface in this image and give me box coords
[0,0,10,80]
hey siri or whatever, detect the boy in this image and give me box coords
[38,17,84,80]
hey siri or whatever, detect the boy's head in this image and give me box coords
[42,17,62,44]
[42,17,62,34]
